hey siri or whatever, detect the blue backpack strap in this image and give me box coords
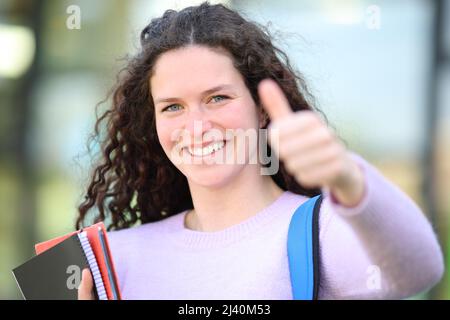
[287,194,322,300]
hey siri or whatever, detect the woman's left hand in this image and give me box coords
[258,79,366,207]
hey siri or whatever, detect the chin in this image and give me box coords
[184,165,241,189]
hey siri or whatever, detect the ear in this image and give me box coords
[258,107,270,128]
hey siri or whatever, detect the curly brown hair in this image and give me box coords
[76,2,324,231]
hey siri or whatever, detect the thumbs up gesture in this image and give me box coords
[258,79,365,207]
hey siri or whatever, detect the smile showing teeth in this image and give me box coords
[187,141,225,157]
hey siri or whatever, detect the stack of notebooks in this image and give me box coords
[12,222,121,300]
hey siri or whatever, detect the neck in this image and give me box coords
[185,164,284,232]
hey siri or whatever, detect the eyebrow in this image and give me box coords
[154,84,235,105]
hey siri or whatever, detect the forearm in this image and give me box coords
[319,153,444,299]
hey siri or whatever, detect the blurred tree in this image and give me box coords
[423,0,449,299]
[13,0,44,263]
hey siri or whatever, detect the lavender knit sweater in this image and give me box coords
[107,153,444,299]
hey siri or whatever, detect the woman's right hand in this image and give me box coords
[78,268,95,300]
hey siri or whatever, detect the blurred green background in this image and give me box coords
[0,0,449,299]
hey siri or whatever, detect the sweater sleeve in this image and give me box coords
[317,152,444,299]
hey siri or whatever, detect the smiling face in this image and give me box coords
[151,45,263,188]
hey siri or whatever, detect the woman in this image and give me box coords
[77,2,443,299]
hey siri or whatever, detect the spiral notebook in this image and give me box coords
[12,222,121,300]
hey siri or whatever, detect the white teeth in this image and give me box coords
[187,141,225,157]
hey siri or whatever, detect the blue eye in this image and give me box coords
[210,95,229,103]
[162,104,182,112]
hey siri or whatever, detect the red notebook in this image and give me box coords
[34,222,121,300]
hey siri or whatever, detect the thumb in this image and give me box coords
[78,268,95,300]
[258,78,293,121]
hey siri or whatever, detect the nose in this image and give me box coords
[184,109,213,144]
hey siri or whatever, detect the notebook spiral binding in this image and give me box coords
[77,232,108,300]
